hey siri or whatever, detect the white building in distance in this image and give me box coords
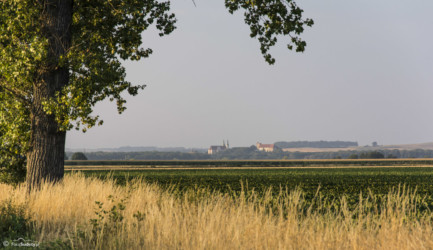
[256,142,276,152]
[208,140,229,155]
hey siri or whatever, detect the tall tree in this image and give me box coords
[0,0,313,190]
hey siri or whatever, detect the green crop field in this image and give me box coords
[65,159,433,167]
[67,166,433,209]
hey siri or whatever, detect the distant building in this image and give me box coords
[208,140,229,155]
[208,145,226,155]
[256,142,276,152]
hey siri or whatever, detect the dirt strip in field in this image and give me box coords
[65,165,433,171]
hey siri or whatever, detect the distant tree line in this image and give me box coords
[67,151,211,161]
[274,141,358,148]
[66,148,433,161]
[80,146,207,153]
[211,148,433,160]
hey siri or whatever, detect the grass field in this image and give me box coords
[3,161,433,249]
[2,173,433,249]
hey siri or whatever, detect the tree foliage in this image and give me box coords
[0,87,29,184]
[225,0,314,64]
[1,0,176,132]
[44,1,176,132]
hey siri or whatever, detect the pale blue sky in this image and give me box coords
[66,0,433,149]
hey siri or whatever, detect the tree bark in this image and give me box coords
[26,0,73,191]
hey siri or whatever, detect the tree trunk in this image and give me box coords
[26,0,73,191]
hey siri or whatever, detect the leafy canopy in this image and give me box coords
[0,0,312,133]
[1,0,176,135]
[225,0,314,64]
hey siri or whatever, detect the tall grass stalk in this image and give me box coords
[1,173,433,249]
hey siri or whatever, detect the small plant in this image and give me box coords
[107,195,126,224]
[133,211,145,222]
[88,195,128,246]
[89,201,107,237]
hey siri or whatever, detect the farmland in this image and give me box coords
[64,158,433,168]
[65,160,433,209]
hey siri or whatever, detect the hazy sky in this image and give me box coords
[66,0,433,149]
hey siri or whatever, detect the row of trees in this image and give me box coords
[64,148,433,161]
[274,141,359,148]
[214,148,433,160]
[67,151,209,161]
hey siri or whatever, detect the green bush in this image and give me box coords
[0,201,31,241]
[71,152,88,160]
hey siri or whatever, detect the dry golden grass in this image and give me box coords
[2,173,433,249]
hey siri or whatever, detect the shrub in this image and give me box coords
[0,200,31,241]
[71,152,88,160]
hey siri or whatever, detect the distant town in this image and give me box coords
[208,141,277,154]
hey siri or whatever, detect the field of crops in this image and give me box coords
[67,166,433,208]
[65,159,433,167]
